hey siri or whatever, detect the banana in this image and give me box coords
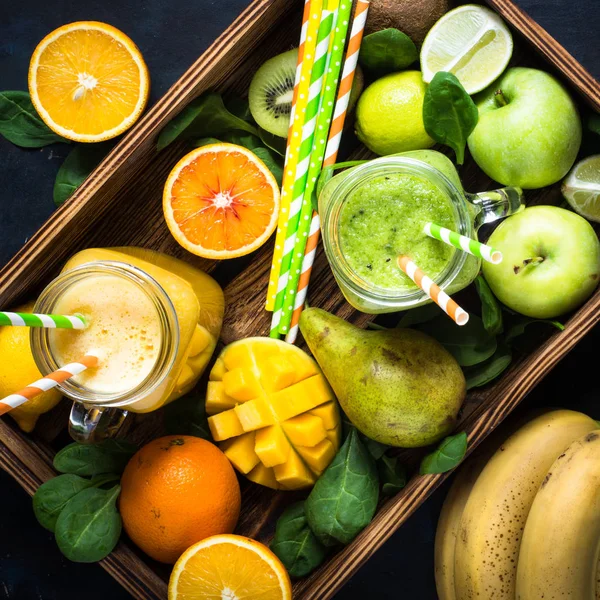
[454,410,598,600]
[516,429,600,600]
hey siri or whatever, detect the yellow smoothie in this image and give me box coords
[46,247,224,413]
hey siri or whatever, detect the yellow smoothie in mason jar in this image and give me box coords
[43,247,224,413]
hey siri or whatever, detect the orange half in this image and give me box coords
[163,143,280,259]
[28,21,149,142]
[168,534,292,600]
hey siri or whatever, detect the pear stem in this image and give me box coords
[513,256,545,275]
[494,89,508,107]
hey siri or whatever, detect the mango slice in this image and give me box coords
[207,338,341,490]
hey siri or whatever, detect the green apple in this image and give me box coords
[482,206,600,318]
[468,68,582,189]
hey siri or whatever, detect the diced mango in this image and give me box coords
[273,450,316,489]
[205,381,238,415]
[296,439,336,475]
[207,409,244,442]
[254,425,291,467]
[282,413,327,447]
[221,433,259,474]
[235,397,275,431]
[270,375,334,421]
[223,367,263,401]
[206,338,341,490]
[209,358,226,381]
[309,401,339,430]
[188,324,211,357]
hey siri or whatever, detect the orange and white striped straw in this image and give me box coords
[397,256,469,326]
[286,0,370,343]
[0,354,99,416]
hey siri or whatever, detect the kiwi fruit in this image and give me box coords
[249,48,297,138]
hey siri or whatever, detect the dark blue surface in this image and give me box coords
[0,1,599,599]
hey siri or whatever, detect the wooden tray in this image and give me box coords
[1,1,598,598]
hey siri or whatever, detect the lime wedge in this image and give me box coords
[562,155,600,223]
[420,4,513,94]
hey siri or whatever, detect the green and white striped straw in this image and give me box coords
[0,312,87,329]
[424,222,503,265]
[278,0,353,335]
[269,1,336,338]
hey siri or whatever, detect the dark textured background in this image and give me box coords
[0,1,598,598]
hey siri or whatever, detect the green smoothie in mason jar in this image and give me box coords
[319,150,524,313]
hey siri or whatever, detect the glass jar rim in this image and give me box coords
[31,261,180,407]
[320,156,471,309]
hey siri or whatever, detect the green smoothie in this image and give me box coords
[339,172,457,292]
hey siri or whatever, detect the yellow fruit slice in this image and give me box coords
[163,143,280,259]
[0,303,62,432]
[169,534,292,600]
[29,21,149,142]
[207,338,341,490]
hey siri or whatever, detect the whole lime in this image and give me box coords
[355,71,434,155]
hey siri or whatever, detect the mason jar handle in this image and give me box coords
[69,402,128,444]
[467,187,524,228]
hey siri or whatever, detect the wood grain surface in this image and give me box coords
[0,0,598,598]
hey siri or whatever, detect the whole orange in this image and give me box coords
[120,435,241,564]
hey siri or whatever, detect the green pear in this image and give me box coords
[299,308,466,448]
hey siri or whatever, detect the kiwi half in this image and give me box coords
[249,48,297,138]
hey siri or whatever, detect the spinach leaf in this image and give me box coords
[359,29,417,76]
[397,303,440,328]
[423,72,478,165]
[587,113,600,137]
[340,412,388,459]
[306,428,379,547]
[258,127,286,157]
[55,485,122,563]
[0,91,67,147]
[504,316,564,344]
[417,314,497,367]
[474,276,503,336]
[53,141,114,206]
[464,341,512,390]
[378,454,407,496]
[420,432,468,475]
[163,389,212,440]
[270,502,328,578]
[156,93,258,150]
[253,147,283,186]
[54,440,138,477]
[191,137,222,148]
[224,95,254,124]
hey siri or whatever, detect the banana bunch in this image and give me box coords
[435,409,600,600]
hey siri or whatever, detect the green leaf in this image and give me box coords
[423,72,478,165]
[253,147,283,186]
[359,29,418,76]
[474,276,503,336]
[464,341,512,390]
[420,432,468,475]
[156,92,258,151]
[306,428,379,547]
[0,91,67,148]
[397,304,440,328]
[258,127,286,157]
[224,95,255,124]
[191,137,222,148]
[270,502,328,578]
[504,316,564,344]
[416,314,497,367]
[53,141,114,206]
[163,389,212,440]
[340,412,388,459]
[587,113,600,136]
[377,455,407,496]
[54,440,138,477]
[55,485,122,563]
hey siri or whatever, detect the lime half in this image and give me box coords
[420,4,513,95]
[562,155,600,223]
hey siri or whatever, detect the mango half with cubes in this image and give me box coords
[206,338,341,490]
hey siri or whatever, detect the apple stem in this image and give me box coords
[513,257,545,275]
[494,89,508,107]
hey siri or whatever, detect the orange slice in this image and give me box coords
[168,534,292,600]
[163,143,280,259]
[28,21,149,142]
